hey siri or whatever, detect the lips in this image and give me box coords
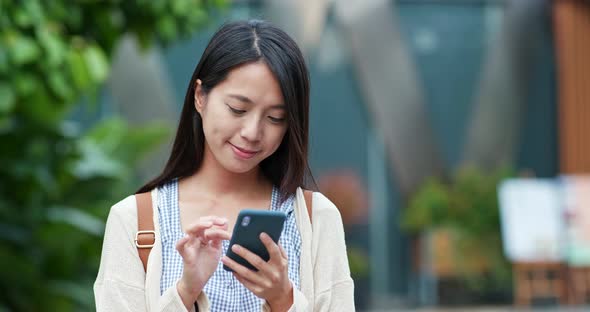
[229,143,259,159]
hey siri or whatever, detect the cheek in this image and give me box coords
[267,126,288,152]
[202,107,233,140]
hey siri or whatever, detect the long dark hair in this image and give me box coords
[137,20,314,200]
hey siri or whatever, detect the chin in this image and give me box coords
[222,160,259,174]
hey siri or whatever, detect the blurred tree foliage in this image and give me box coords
[0,0,226,310]
[402,166,515,291]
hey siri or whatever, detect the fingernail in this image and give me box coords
[260,232,268,240]
[232,244,241,252]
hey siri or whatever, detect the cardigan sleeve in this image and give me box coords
[265,191,355,312]
[94,195,197,312]
[311,193,356,311]
[261,286,309,312]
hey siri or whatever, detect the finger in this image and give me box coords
[203,228,231,242]
[230,244,268,272]
[209,216,228,227]
[209,220,229,232]
[185,216,228,233]
[232,272,263,296]
[175,235,191,255]
[176,235,202,261]
[199,216,228,227]
[260,232,282,260]
[210,238,223,249]
[221,255,264,284]
[198,215,228,224]
[185,220,213,237]
[217,221,229,231]
[279,244,288,259]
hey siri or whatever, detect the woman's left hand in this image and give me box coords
[221,232,293,311]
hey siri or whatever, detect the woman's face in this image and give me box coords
[195,61,288,174]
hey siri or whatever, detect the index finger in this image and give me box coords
[185,216,228,233]
[200,216,228,226]
[184,220,214,237]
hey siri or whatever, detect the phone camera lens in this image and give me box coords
[241,216,251,227]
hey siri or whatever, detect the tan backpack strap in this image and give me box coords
[303,190,313,223]
[135,192,155,272]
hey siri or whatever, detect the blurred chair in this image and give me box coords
[568,267,590,304]
[513,262,568,306]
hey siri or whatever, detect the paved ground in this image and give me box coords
[362,307,590,312]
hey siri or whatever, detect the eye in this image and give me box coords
[268,116,286,124]
[227,104,246,115]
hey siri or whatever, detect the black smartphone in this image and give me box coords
[223,209,287,272]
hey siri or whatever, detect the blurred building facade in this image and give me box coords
[89,0,567,309]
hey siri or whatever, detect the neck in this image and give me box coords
[182,144,269,198]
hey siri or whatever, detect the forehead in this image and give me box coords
[216,62,284,105]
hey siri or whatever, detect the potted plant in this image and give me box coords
[402,166,515,305]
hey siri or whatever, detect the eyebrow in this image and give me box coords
[227,94,285,109]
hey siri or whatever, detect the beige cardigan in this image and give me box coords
[94,187,355,311]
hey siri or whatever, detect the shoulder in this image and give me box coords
[109,186,161,218]
[105,194,139,228]
[98,195,140,255]
[309,191,345,227]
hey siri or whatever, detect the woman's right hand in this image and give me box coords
[175,216,231,309]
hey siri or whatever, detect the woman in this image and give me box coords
[94,20,354,312]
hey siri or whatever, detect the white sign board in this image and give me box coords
[498,178,565,262]
[561,175,590,266]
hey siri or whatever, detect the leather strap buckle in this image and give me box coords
[135,230,155,248]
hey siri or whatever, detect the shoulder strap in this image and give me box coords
[135,192,155,272]
[303,190,313,223]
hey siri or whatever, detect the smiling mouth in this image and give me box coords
[229,143,260,159]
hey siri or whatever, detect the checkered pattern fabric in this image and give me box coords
[158,179,301,311]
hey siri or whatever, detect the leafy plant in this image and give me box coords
[0,0,226,310]
[402,166,515,291]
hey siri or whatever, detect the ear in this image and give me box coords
[194,79,205,113]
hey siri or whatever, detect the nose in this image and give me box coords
[240,115,262,142]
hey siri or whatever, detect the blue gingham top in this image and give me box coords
[157,179,302,311]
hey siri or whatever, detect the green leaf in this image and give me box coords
[171,0,193,15]
[84,117,127,154]
[157,15,177,43]
[68,48,91,91]
[14,72,39,95]
[23,0,45,25]
[13,7,33,27]
[0,45,8,72]
[0,83,15,113]
[0,115,15,134]
[47,206,105,237]
[83,45,109,83]
[48,72,72,100]
[73,140,126,179]
[84,117,170,163]
[47,280,95,309]
[135,27,154,51]
[37,26,66,67]
[9,35,41,65]
[123,121,170,161]
[21,83,64,123]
